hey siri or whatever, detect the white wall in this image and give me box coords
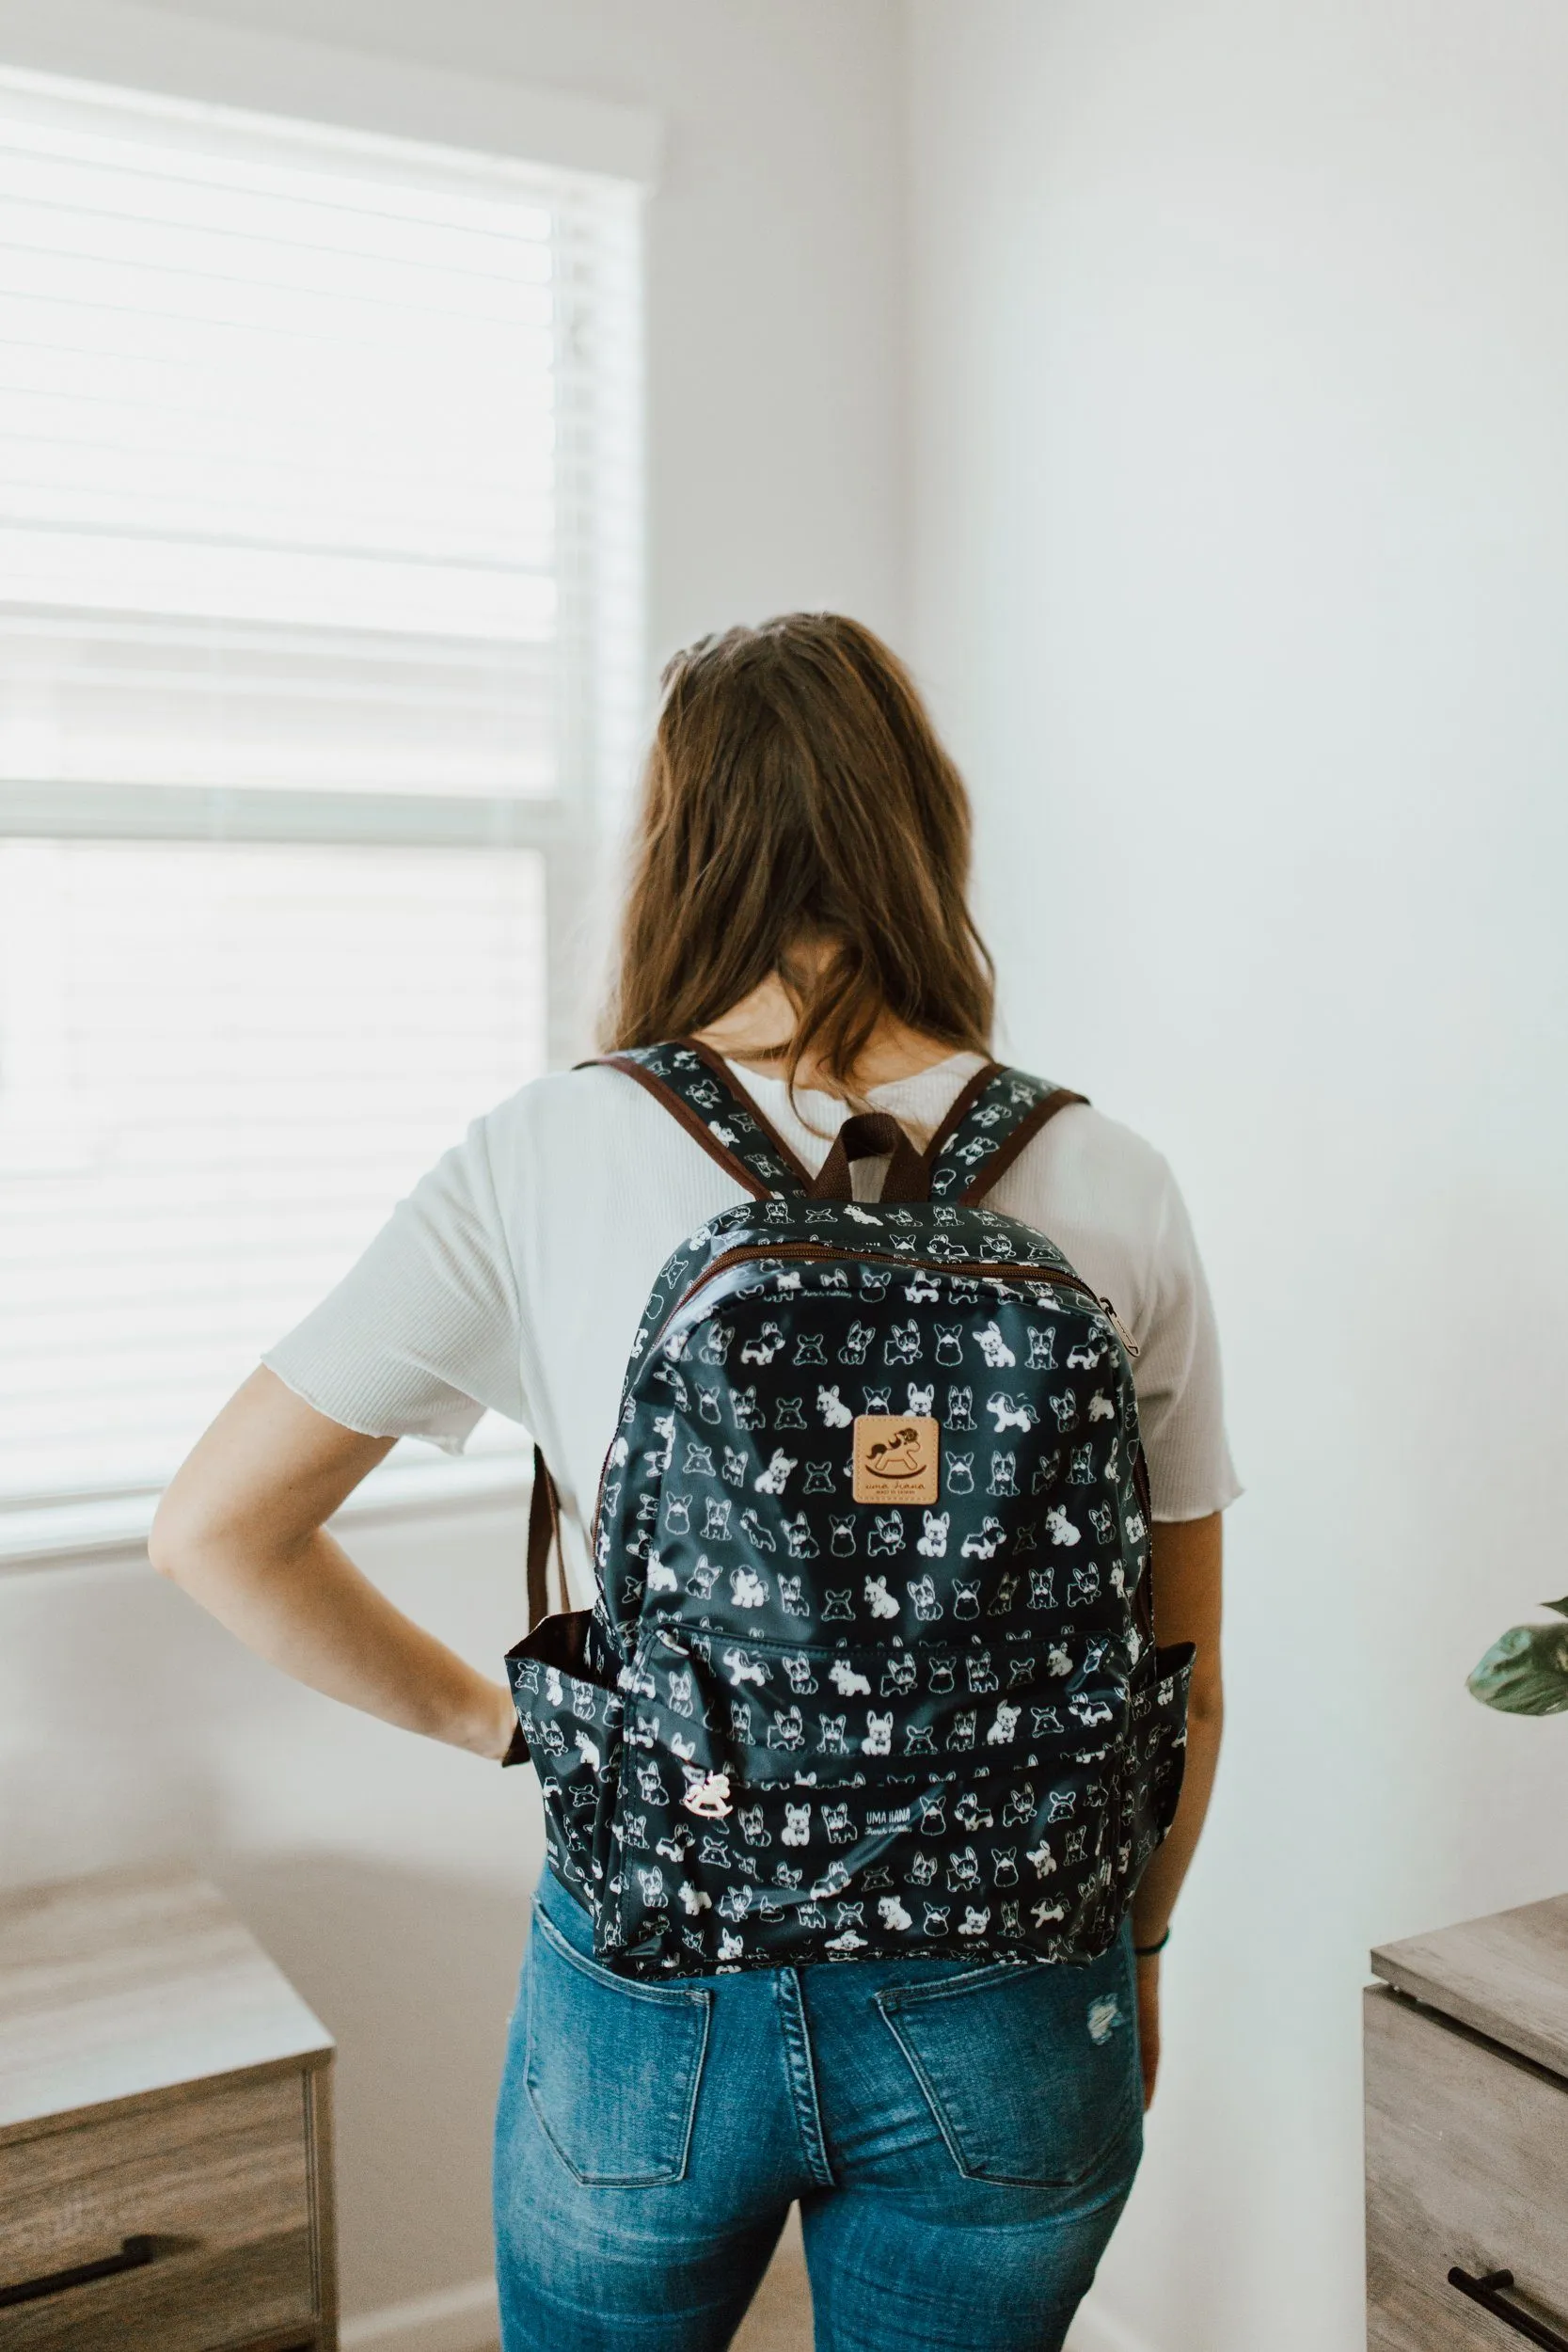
[908,5,1568,2348]
[0,0,906,2336]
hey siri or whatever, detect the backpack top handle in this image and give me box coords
[807,1109,930,1203]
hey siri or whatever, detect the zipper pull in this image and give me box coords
[1100,1297,1141,1359]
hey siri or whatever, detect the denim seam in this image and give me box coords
[875,1956,1022,2013]
[773,1969,835,2189]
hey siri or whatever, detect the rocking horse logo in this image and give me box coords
[852,1414,940,1506]
[681,1768,734,1820]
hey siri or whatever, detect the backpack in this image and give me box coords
[503,1042,1193,1978]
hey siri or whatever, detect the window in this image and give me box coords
[0,65,643,1557]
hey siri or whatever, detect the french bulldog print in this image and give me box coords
[784,1513,820,1559]
[916,1509,950,1559]
[879,1650,916,1696]
[702,1498,733,1544]
[905,1573,943,1621]
[975,1323,1016,1369]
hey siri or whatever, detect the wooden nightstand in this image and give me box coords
[1366,1892,1568,2351]
[0,1865,337,2351]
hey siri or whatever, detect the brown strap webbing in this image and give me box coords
[525,1442,562,1628]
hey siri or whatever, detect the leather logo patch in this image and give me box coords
[852,1415,940,1506]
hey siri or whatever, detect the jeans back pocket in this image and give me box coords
[876,1938,1141,2187]
[523,1906,712,2186]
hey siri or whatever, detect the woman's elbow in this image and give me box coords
[148,1478,209,1584]
[148,1455,247,1587]
[1187,1673,1225,1733]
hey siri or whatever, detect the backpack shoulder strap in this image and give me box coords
[925,1063,1088,1203]
[582,1039,814,1199]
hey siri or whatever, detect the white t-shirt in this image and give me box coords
[264,1052,1241,1612]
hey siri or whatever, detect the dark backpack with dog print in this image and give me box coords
[503,1043,1193,1979]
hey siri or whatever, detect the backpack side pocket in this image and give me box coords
[1122,1641,1195,1889]
[507,1611,626,1914]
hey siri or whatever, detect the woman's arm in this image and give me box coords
[149,1366,517,1760]
[1129,1509,1225,2107]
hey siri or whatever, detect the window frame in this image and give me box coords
[0,22,657,1565]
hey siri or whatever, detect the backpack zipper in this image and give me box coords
[1097,1298,1141,1361]
[658,1241,1127,1342]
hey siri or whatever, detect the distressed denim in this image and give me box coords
[493,1863,1142,2352]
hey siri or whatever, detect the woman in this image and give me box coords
[152,613,1235,2352]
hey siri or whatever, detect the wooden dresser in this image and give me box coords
[0,1865,336,2351]
[1366,1891,1568,2350]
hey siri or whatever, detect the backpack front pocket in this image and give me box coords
[601,1625,1132,1973]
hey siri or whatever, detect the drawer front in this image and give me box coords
[0,2070,317,2351]
[1366,1984,1568,2351]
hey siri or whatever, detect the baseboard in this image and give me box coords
[341,2276,499,2352]
[1066,2299,1155,2352]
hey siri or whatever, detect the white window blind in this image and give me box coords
[0,66,643,1553]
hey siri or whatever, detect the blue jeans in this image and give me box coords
[493,1863,1142,2351]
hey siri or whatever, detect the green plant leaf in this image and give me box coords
[1467,1623,1568,1716]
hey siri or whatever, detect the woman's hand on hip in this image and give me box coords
[152,1365,524,1757]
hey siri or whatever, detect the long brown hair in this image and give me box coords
[602,612,995,1094]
